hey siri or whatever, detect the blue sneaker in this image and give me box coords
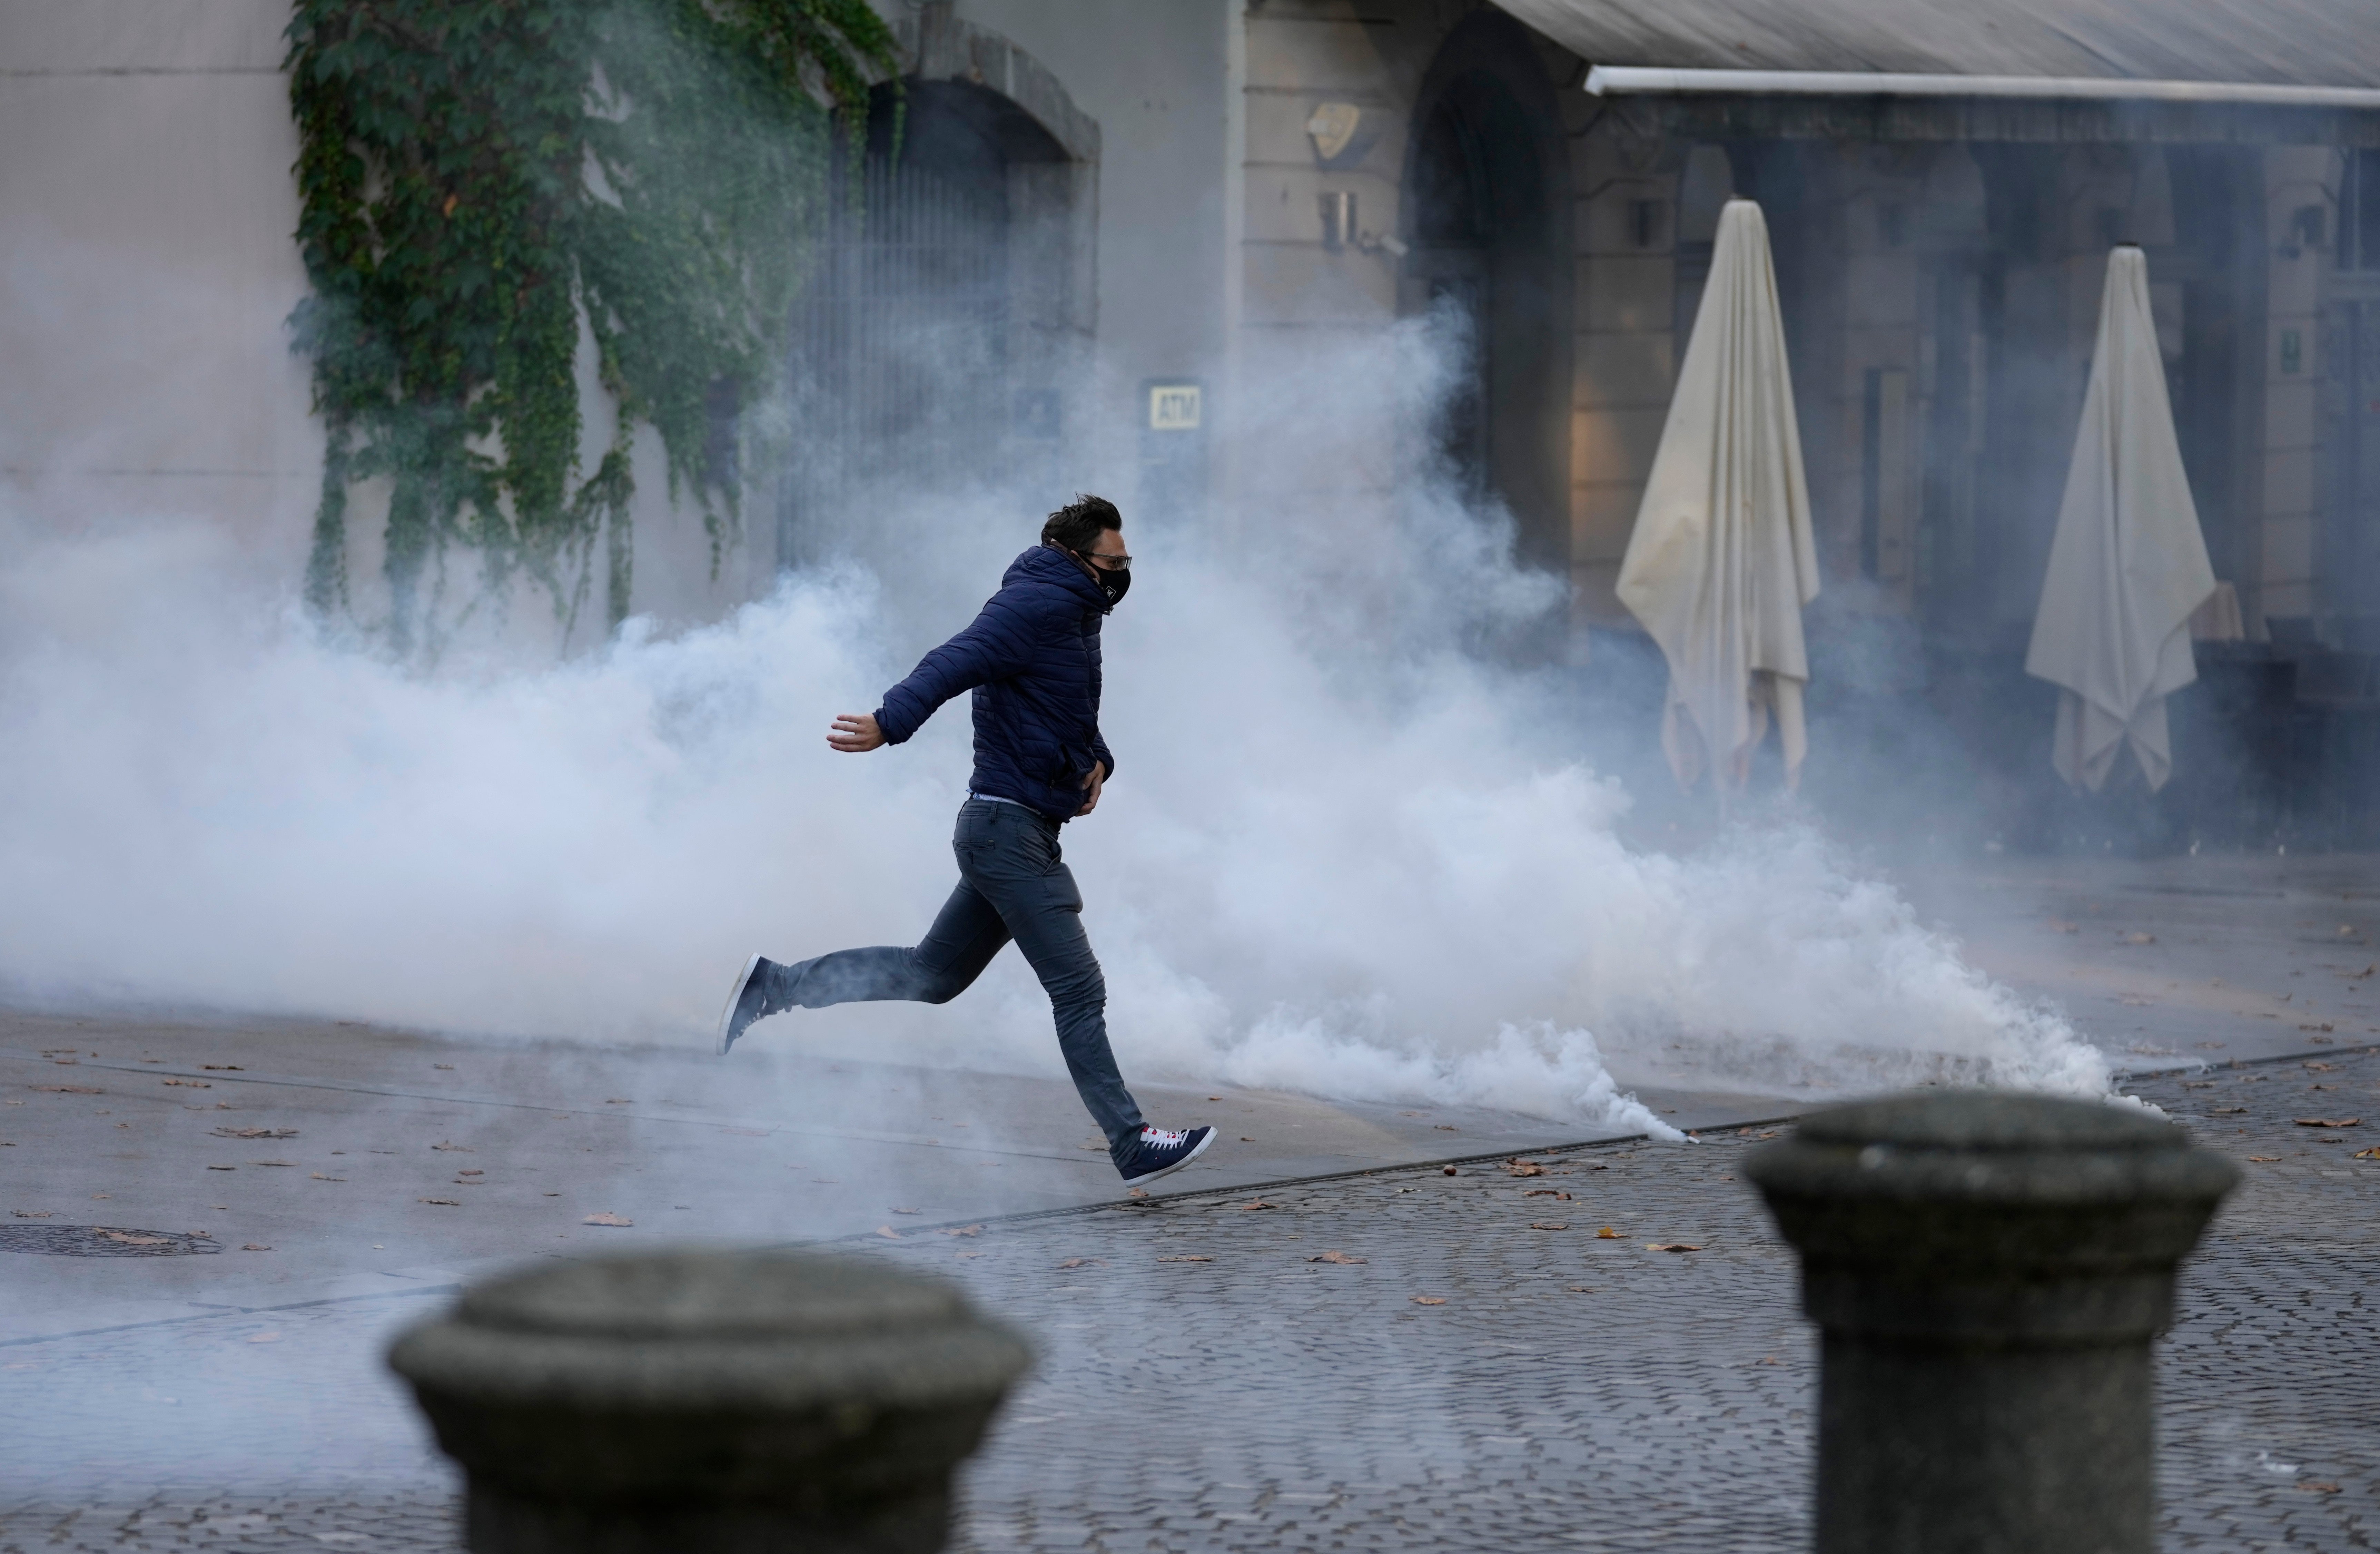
[1118,1124,1215,1187]
[715,954,787,1056]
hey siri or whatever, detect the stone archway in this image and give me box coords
[1402,9,1573,573]
[778,7,1098,564]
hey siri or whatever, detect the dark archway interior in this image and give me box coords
[781,80,1067,560]
[1406,61,1567,571]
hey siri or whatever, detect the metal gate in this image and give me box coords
[780,121,1011,564]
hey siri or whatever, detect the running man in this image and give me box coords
[714,495,1216,1188]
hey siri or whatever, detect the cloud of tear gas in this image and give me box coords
[0,314,2110,1135]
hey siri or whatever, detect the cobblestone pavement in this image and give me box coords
[4,1052,2376,1552]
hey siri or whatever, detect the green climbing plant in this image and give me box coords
[286,0,897,651]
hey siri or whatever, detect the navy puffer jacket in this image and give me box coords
[874,545,1117,822]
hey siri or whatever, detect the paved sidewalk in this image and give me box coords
[4,1050,2375,1552]
[0,1007,1794,1348]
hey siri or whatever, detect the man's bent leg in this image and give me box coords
[956,804,1146,1166]
[769,877,1010,1008]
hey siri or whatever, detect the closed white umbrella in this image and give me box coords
[2025,246,2216,793]
[1618,198,1820,792]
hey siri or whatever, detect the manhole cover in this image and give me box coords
[0,1224,220,1257]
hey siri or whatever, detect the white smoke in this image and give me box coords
[0,437,2110,1139]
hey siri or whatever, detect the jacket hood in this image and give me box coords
[1006,543,1112,614]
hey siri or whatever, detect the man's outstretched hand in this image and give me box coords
[828,712,886,753]
[1075,761,1106,816]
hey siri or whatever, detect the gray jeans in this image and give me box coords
[769,798,1147,1164]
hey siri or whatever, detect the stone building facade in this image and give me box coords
[4,0,2377,833]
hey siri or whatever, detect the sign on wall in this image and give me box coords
[1148,382,1202,432]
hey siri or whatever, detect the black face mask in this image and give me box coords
[1074,551,1130,607]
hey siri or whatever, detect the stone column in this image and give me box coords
[1744,1091,2238,1554]
[388,1249,1033,1554]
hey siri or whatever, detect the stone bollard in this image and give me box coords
[387,1249,1032,1554]
[1744,1091,2238,1554]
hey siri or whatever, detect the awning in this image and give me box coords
[1499,0,2380,143]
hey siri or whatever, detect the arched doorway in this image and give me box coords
[779,46,1095,565]
[1403,13,1571,572]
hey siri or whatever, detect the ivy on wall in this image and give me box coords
[286,0,897,651]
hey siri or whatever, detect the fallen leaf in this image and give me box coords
[2353,1147,2380,1159]
[1410,1296,1446,1306]
[938,1225,984,1237]
[1501,1159,1546,1177]
[2305,1062,2339,1072]
[310,1173,345,1181]
[1310,1250,1367,1264]
[2300,1023,2336,1033]
[97,1230,169,1247]
[1566,1286,1595,1293]
[1647,1242,1703,1253]
[430,1142,474,1152]
[90,1194,108,1200]
[205,1164,236,1172]
[955,1250,984,1259]
[457,1168,483,1177]
[1241,1199,1277,1211]
[2123,933,2155,945]
[2349,964,2375,980]
[421,1197,460,1206]
[433,1063,454,1071]
[1597,1227,1622,1239]
[2299,1481,2343,1495]
[2207,1107,2249,1115]
[1524,1189,1570,1199]
[162,1080,210,1088]
[1434,1124,1458,1131]
[1056,1257,1105,1269]
[582,1212,632,1226]
[34,1085,103,1095]
[11,1210,52,1219]
[604,1099,632,1105]
[890,1207,922,1214]
[212,1127,296,1140]
[240,1244,271,1252]
[875,1226,901,1240]
[252,1159,299,1168]
[1529,1222,1571,1231]
[2294,1118,2360,1128]
[1126,1188,1148,1199]
[1158,1255,1213,1262]
[2247,1156,2281,1163]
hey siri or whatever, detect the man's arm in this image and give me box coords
[827,593,1036,753]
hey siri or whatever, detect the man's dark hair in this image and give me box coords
[1042,494,1122,553]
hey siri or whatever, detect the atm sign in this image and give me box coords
[1148,383,1202,432]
